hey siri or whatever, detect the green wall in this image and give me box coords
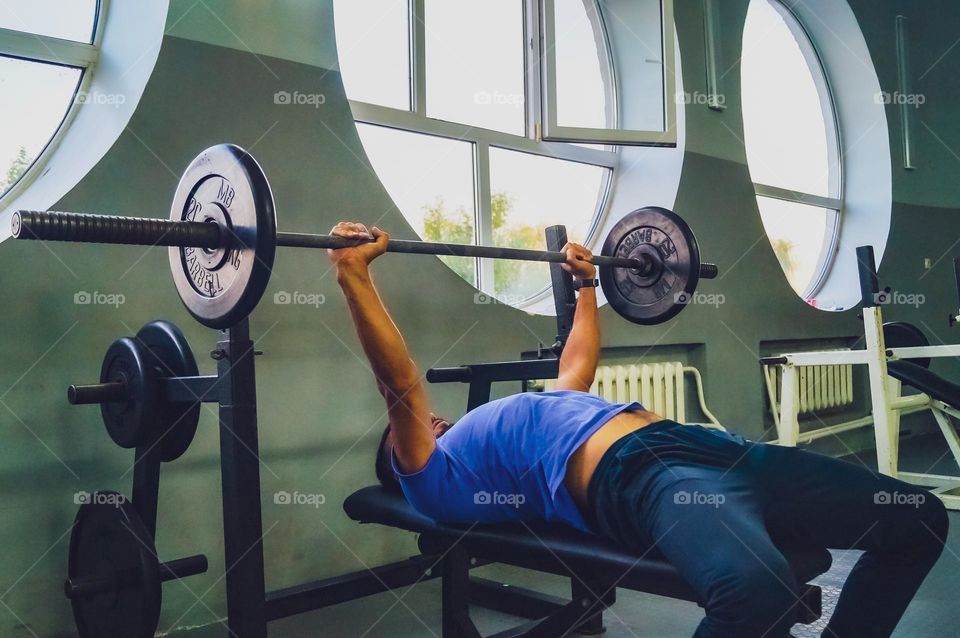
[1,1,958,635]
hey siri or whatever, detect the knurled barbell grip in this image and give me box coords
[64,553,208,599]
[12,211,224,248]
[67,381,127,405]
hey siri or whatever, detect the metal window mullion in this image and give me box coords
[524,0,542,140]
[539,0,560,139]
[702,0,725,111]
[410,0,426,116]
[0,27,97,67]
[474,142,495,293]
[895,15,916,170]
[754,183,842,211]
[661,0,678,133]
[803,206,841,300]
[92,0,110,48]
[350,100,617,168]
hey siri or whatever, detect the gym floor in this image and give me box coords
[173,433,960,638]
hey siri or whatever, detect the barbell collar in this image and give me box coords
[68,381,127,405]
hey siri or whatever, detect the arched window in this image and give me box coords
[741,0,841,301]
[0,1,100,199]
[334,0,620,309]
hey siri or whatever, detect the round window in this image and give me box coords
[334,0,617,310]
[741,0,842,301]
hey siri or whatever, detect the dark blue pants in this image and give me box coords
[587,420,948,638]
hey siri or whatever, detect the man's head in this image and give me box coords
[375,414,453,493]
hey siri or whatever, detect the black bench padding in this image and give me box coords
[888,360,960,409]
[344,486,832,603]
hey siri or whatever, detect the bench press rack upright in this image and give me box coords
[762,248,960,508]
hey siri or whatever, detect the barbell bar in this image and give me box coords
[10,144,718,328]
[11,210,718,279]
[65,553,209,600]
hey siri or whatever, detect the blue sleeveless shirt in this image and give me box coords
[392,390,643,532]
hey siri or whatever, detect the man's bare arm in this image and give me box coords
[556,243,600,392]
[330,223,435,473]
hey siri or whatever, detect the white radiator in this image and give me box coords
[535,362,722,427]
[764,358,855,415]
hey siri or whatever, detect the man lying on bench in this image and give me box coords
[328,221,948,638]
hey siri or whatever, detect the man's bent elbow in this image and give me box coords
[378,374,423,404]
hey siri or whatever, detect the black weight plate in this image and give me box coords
[168,144,277,329]
[100,338,158,449]
[599,207,702,325]
[67,492,161,638]
[136,321,201,462]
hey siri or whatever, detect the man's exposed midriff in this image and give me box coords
[564,409,664,508]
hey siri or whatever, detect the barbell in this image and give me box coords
[11,144,718,328]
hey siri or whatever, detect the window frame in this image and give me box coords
[744,0,843,301]
[0,0,103,204]
[343,0,620,305]
[540,0,677,146]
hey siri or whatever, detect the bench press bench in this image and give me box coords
[344,485,830,637]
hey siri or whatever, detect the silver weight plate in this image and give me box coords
[168,144,277,329]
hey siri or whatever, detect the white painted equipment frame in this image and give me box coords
[768,305,960,509]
